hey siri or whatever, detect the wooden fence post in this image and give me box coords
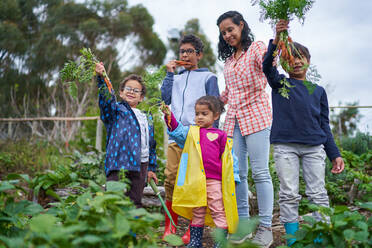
[95,118,102,152]
[8,122,12,139]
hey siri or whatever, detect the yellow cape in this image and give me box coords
[172,126,238,233]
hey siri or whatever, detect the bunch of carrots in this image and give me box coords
[60,48,114,99]
[273,31,296,73]
[253,0,314,98]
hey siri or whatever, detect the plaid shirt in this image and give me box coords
[221,41,272,137]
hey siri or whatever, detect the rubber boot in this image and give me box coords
[284,222,299,246]
[314,233,323,244]
[162,200,178,240]
[182,223,191,244]
[187,226,204,248]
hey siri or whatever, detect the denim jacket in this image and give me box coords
[97,76,157,175]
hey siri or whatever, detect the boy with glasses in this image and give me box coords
[160,34,220,244]
[95,62,158,208]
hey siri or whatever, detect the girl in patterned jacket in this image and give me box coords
[217,11,274,247]
[95,62,158,208]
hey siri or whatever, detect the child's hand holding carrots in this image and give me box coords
[95,62,114,94]
[160,102,172,129]
[165,60,177,73]
[273,19,289,45]
[166,60,193,73]
[95,62,106,76]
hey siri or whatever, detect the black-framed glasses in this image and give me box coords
[179,48,197,55]
[123,86,142,94]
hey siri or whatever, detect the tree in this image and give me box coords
[168,18,217,72]
[330,101,363,138]
[0,0,166,142]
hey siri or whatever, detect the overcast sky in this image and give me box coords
[128,0,372,133]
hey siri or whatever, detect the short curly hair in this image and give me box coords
[179,34,204,54]
[119,74,146,97]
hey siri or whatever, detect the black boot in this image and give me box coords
[187,226,204,248]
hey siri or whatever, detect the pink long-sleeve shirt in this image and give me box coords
[165,112,227,180]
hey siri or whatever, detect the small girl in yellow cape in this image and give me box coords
[162,96,240,248]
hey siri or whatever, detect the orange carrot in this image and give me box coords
[104,77,113,94]
[174,60,193,66]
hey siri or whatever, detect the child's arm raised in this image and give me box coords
[262,20,289,89]
[161,104,178,131]
[96,62,117,124]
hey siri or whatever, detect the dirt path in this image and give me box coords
[157,210,287,247]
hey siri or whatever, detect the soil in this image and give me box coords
[157,208,287,247]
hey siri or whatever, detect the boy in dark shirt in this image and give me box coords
[262,19,344,246]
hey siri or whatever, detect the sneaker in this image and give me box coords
[228,219,254,244]
[252,226,273,248]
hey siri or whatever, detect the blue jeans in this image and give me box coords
[233,122,273,227]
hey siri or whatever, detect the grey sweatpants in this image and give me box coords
[273,143,329,223]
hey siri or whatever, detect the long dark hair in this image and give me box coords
[216,11,254,61]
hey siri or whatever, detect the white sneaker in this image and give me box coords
[252,226,273,248]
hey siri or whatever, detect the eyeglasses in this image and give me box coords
[179,48,197,55]
[123,86,142,94]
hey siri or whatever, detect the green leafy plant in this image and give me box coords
[285,204,372,247]
[60,48,113,99]
[0,174,43,238]
[137,65,168,183]
[326,150,372,204]
[0,175,165,248]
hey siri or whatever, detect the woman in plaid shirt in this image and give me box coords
[217,11,274,247]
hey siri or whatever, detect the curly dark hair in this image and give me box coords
[119,74,146,97]
[179,34,204,54]
[195,96,225,116]
[216,11,254,61]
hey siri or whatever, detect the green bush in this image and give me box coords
[340,132,372,155]
[0,140,73,178]
[282,203,372,248]
[0,174,165,248]
[325,150,372,204]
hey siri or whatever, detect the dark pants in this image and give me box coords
[106,162,148,208]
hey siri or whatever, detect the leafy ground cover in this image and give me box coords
[0,140,371,247]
